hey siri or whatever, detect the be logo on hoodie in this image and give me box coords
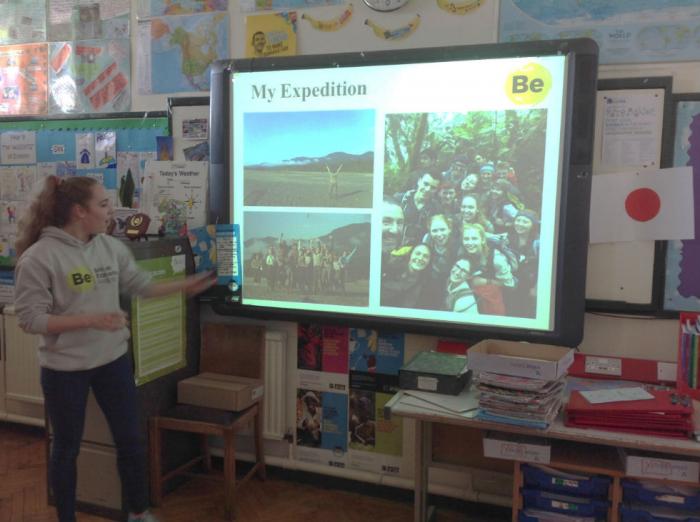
[67,267,96,292]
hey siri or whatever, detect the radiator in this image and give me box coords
[264,330,288,440]
[3,307,43,405]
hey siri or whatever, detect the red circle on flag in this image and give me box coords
[625,188,661,222]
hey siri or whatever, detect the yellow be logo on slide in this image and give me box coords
[506,63,552,105]
[67,267,95,292]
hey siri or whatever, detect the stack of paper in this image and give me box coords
[401,387,479,419]
[476,372,566,429]
[565,388,693,439]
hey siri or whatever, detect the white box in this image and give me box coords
[483,432,551,464]
[468,340,574,380]
[624,452,700,483]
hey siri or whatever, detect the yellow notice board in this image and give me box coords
[131,254,187,385]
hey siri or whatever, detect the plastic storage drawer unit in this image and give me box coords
[523,464,612,498]
[620,504,700,522]
[622,480,700,512]
[521,489,609,519]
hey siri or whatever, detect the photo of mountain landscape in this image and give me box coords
[243,110,375,208]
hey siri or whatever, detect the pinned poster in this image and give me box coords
[49,39,131,114]
[95,131,116,168]
[75,132,95,169]
[245,11,297,58]
[589,167,695,244]
[1,131,36,165]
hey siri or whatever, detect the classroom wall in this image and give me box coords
[129,0,700,361]
[124,0,700,504]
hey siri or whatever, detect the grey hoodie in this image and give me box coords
[14,227,151,371]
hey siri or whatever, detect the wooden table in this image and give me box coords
[385,389,700,522]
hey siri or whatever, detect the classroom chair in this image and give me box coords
[149,323,267,520]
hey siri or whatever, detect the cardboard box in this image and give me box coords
[399,351,471,395]
[178,372,264,411]
[468,339,574,381]
[623,450,700,483]
[483,431,551,464]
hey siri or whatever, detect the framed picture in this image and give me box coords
[167,96,210,162]
[664,93,700,312]
[586,77,673,314]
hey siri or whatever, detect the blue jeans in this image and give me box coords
[41,354,148,522]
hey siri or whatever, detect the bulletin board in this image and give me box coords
[585,77,673,314]
[0,112,168,267]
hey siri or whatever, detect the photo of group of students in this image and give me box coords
[380,110,547,318]
[242,212,370,306]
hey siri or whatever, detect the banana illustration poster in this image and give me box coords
[240,0,343,12]
[246,11,297,58]
[364,14,420,41]
[436,0,484,15]
[302,4,353,32]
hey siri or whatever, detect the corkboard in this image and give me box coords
[200,323,265,379]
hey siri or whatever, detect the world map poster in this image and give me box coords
[137,12,229,94]
[137,0,228,18]
[499,0,700,64]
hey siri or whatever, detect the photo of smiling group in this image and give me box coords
[380,109,548,318]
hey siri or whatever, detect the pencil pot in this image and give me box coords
[676,312,700,401]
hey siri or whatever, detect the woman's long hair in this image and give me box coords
[15,176,97,258]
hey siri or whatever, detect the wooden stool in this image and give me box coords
[149,402,266,520]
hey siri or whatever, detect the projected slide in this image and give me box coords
[231,55,567,332]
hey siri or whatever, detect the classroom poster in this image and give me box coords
[131,254,187,385]
[49,39,131,114]
[137,12,228,94]
[0,0,46,45]
[0,117,167,266]
[245,11,297,58]
[47,0,130,42]
[137,0,228,17]
[140,160,208,235]
[0,43,48,115]
[295,324,350,469]
[239,0,342,12]
[665,99,700,311]
[499,0,700,65]
[347,328,404,475]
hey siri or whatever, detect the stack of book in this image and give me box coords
[565,389,694,439]
[476,372,566,429]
